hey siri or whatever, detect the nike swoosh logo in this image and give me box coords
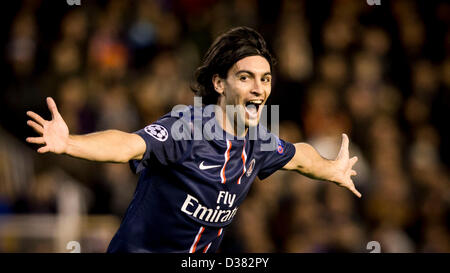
[199,161,222,170]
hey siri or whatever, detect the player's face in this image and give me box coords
[220,55,272,128]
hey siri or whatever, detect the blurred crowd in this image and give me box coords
[0,0,449,252]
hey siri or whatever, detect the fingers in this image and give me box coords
[26,137,45,144]
[27,120,44,135]
[37,146,50,153]
[350,186,362,198]
[350,156,358,167]
[46,97,60,119]
[26,111,46,126]
[338,180,362,198]
[26,137,50,153]
[347,176,362,198]
[341,133,349,151]
[337,133,349,159]
[343,178,362,198]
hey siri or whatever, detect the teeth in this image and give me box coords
[247,100,262,105]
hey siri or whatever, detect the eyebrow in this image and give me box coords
[235,70,272,77]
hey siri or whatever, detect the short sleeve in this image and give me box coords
[257,134,296,180]
[129,116,191,174]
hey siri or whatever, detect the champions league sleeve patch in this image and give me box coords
[144,124,169,142]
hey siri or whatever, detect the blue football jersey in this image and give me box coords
[107,106,296,253]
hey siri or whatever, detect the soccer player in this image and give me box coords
[26,27,360,253]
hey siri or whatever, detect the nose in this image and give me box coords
[251,79,264,96]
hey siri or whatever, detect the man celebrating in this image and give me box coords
[26,27,360,253]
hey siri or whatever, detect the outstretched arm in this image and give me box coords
[282,134,361,198]
[26,97,146,163]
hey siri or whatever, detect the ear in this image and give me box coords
[212,74,225,95]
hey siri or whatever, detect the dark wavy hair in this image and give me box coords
[191,26,275,105]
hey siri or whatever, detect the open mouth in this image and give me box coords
[245,100,263,119]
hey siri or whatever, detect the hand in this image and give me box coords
[26,97,69,154]
[331,134,361,198]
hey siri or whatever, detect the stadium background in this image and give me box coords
[0,0,449,253]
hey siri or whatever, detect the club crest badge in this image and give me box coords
[277,138,284,155]
[246,159,256,177]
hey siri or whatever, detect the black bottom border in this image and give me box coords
[0,253,446,272]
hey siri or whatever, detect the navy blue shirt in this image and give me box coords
[107,106,296,253]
